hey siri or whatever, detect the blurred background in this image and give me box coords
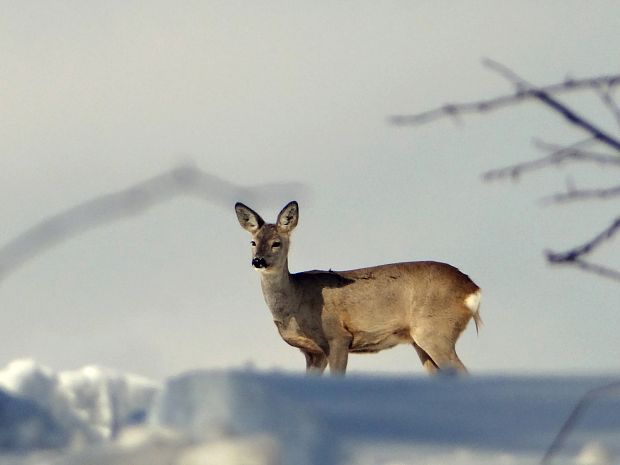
[1,1,619,380]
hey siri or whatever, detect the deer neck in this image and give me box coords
[258,260,298,320]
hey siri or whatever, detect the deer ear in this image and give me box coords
[276,201,299,233]
[235,202,264,233]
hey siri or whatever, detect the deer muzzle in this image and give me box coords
[252,257,268,269]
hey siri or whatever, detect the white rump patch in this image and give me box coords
[465,290,483,333]
[464,290,481,314]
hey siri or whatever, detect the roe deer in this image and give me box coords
[235,201,481,375]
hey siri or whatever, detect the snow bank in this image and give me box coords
[1,360,619,465]
[154,370,620,465]
[0,387,66,451]
[0,359,159,450]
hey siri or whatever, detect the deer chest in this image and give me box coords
[273,315,325,354]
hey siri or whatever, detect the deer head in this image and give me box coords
[235,201,299,273]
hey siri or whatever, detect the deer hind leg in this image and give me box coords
[412,342,439,374]
[412,331,467,375]
[303,351,328,375]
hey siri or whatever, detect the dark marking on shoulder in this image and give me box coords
[296,270,354,288]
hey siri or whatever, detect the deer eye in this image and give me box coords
[250,241,256,246]
[272,241,281,248]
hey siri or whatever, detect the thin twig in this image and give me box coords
[478,63,620,281]
[483,139,596,181]
[569,258,620,282]
[542,183,620,204]
[390,74,620,127]
[534,140,620,166]
[545,254,620,282]
[594,84,620,131]
[483,59,620,152]
[392,61,620,281]
[546,216,620,264]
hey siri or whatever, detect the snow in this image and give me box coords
[0,359,159,450]
[0,359,619,465]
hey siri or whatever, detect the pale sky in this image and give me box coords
[2,1,619,380]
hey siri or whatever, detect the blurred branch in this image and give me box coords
[563,258,620,282]
[533,140,620,166]
[0,165,309,282]
[546,217,620,261]
[390,60,620,151]
[545,216,620,281]
[483,59,620,152]
[482,138,601,181]
[542,183,620,204]
[474,62,620,181]
[476,62,620,280]
[390,75,620,124]
[540,380,620,465]
[594,83,620,130]
[393,59,620,281]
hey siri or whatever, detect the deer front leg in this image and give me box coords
[303,351,328,375]
[327,336,352,375]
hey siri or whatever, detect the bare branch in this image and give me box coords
[482,58,532,89]
[483,59,620,152]
[393,61,620,281]
[0,165,310,282]
[482,155,552,182]
[545,216,620,269]
[542,183,620,204]
[390,73,620,127]
[544,216,620,281]
[594,84,620,131]
[483,138,620,182]
[534,140,620,166]
[483,138,596,181]
[567,258,620,282]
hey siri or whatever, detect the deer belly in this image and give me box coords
[349,328,412,353]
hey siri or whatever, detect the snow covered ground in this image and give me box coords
[0,359,618,465]
[0,359,158,452]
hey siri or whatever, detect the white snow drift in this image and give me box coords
[0,359,618,465]
[0,359,159,449]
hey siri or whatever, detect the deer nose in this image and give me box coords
[252,257,267,268]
